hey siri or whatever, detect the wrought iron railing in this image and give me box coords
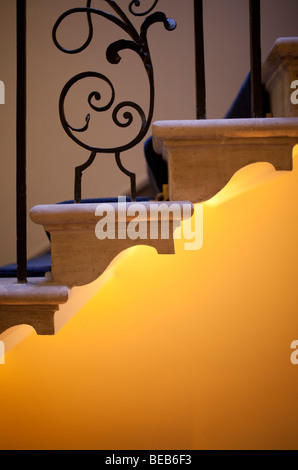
[194,0,206,120]
[15,0,264,283]
[16,0,27,283]
[52,0,176,204]
[249,0,263,118]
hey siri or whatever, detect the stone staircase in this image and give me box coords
[1,37,298,357]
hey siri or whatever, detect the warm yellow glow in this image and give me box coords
[0,148,298,450]
[206,162,285,207]
[0,325,35,356]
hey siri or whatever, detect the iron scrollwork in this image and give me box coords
[53,0,176,202]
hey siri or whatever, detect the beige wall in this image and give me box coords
[0,0,297,266]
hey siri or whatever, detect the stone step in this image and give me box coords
[262,37,298,118]
[29,201,193,287]
[0,272,112,354]
[0,277,69,336]
[152,117,298,203]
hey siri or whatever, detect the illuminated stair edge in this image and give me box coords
[0,277,69,336]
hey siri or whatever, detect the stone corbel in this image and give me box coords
[152,117,298,203]
[30,200,193,287]
[0,278,69,335]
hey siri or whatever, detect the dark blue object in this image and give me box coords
[225,72,270,119]
[144,72,271,196]
[0,252,51,278]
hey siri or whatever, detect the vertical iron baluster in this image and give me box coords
[16,0,27,283]
[249,0,263,118]
[194,0,206,119]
